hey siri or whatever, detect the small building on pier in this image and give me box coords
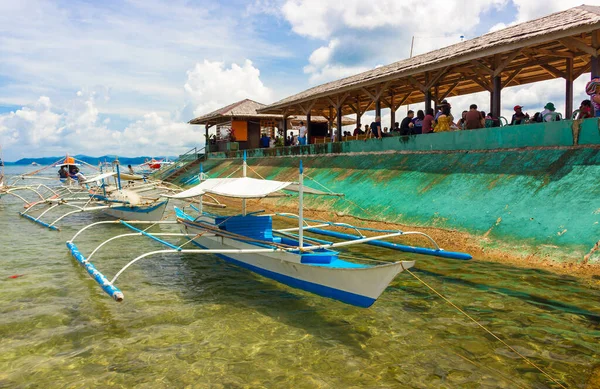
[189,99,355,151]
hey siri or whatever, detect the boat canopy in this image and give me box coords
[83,172,117,183]
[83,171,144,184]
[164,177,341,199]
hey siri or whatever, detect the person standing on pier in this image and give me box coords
[422,108,435,134]
[400,110,414,135]
[299,121,307,145]
[369,116,382,139]
[465,104,484,130]
[585,77,600,117]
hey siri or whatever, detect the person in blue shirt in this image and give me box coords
[260,133,270,148]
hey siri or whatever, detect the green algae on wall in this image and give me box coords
[181,119,600,263]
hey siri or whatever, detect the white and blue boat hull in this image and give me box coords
[181,220,414,308]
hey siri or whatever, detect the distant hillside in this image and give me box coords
[10,155,177,166]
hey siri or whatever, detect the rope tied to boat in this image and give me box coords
[405,268,568,389]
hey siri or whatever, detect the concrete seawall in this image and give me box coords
[181,119,600,263]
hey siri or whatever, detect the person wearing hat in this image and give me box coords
[585,77,600,117]
[540,102,558,122]
[510,105,528,125]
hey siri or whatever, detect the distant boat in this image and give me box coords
[31,162,39,166]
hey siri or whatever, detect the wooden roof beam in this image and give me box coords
[425,66,450,89]
[574,59,592,79]
[470,59,494,76]
[525,47,574,59]
[361,81,391,103]
[558,36,597,57]
[297,100,317,115]
[468,65,492,89]
[439,81,460,101]
[503,66,524,87]
[407,76,427,93]
[493,49,523,76]
[540,63,566,79]
[468,74,493,92]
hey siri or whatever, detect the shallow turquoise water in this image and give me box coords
[1,165,600,388]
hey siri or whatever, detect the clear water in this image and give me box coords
[1,165,599,388]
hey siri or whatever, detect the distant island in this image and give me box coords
[3,154,177,166]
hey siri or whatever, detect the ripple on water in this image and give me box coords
[0,171,599,388]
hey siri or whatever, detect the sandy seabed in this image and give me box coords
[214,196,600,284]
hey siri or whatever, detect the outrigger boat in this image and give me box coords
[1,155,92,205]
[19,163,190,230]
[66,153,471,307]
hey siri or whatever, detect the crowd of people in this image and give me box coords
[258,80,600,147]
[359,94,600,140]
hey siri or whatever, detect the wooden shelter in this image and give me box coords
[258,5,600,140]
[189,99,355,149]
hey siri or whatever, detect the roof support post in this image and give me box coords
[565,57,574,119]
[282,115,288,145]
[336,106,343,142]
[205,125,209,153]
[354,96,362,128]
[592,30,600,77]
[375,99,381,120]
[425,90,432,113]
[306,112,311,144]
[328,106,334,140]
[390,94,396,130]
[491,75,501,118]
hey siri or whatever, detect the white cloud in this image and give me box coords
[510,0,588,24]
[285,0,508,84]
[303,39,372,83]
[184,60,274,117]
[0,92,200,160]
[0,1,290,127]
[0,96,63,152]
[0,58,275,160]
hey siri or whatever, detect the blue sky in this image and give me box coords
[0,0,596,160]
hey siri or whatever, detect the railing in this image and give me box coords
[150,146,205,181]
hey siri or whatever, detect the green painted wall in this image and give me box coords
[180,119,600,263]
[210,117,599,159]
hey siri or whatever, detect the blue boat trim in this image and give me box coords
[188,238,376,308]
[307,228,472,260]
[120,220,181,251]
[20,212,59,231]
[66,242,124,301]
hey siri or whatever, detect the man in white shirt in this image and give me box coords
[299,121,307,145]
[540,102,558,122]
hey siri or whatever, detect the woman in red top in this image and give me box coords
[421,108,435,134]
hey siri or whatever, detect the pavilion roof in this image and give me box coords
[189,99,356,127]
[258,5,600,116]
[189,99,280,126]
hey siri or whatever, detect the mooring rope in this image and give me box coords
[247,165,266,180]
[405,268,567,389]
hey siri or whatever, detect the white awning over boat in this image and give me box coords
[165,177,344,199]
[165,177,293,199]
[83,172,144,184]
[83,172,116,183]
